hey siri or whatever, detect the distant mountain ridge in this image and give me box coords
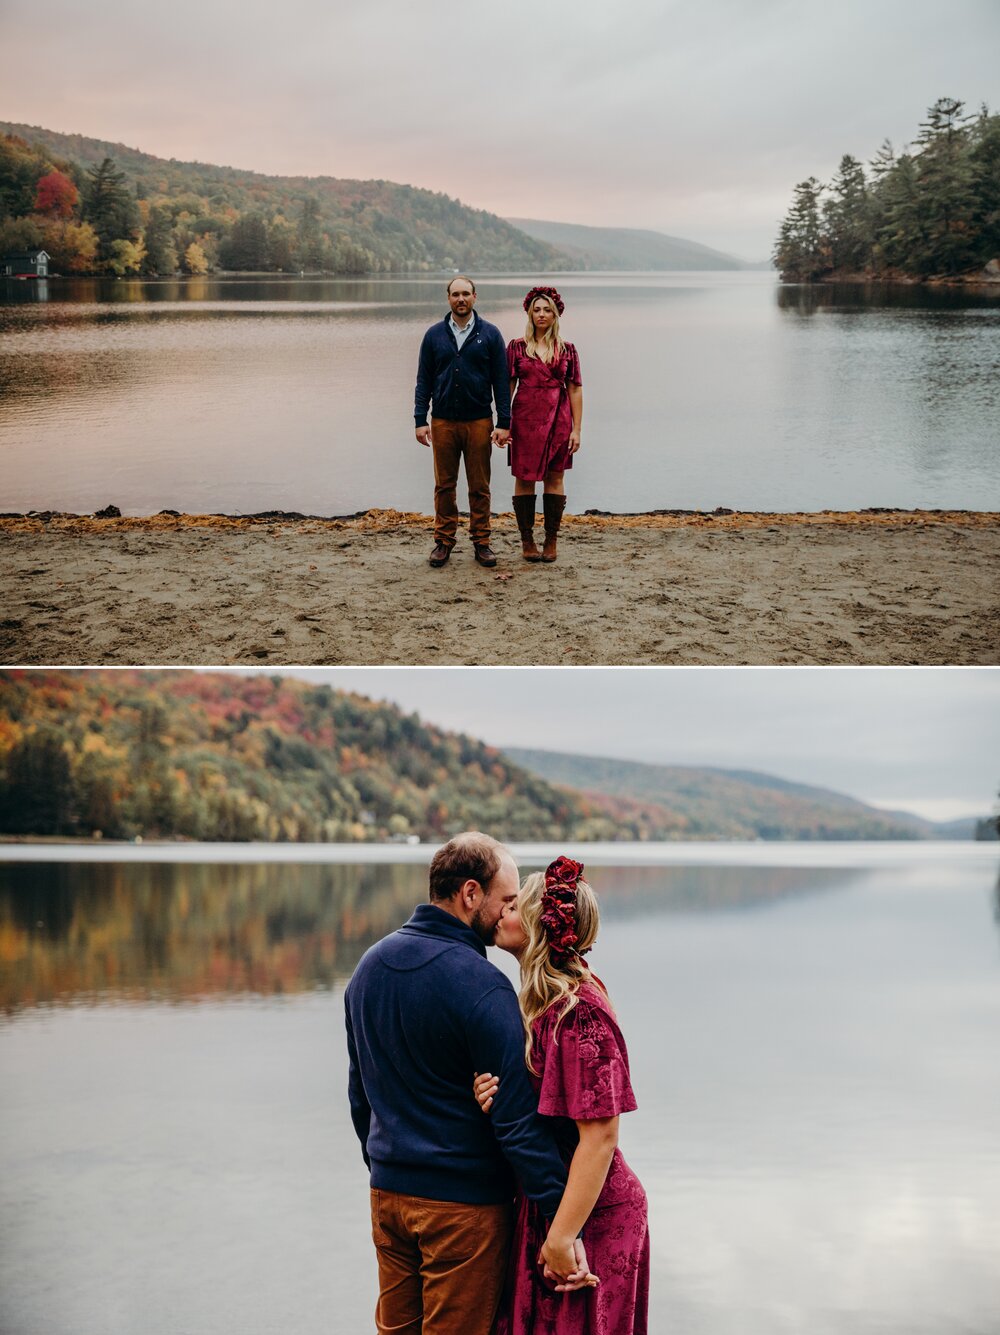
[504,748,976,841]
[507,217,764,271]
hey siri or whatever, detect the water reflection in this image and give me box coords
[0,860,859,1014]
[3,272,999,514]
[776,281,1000,316]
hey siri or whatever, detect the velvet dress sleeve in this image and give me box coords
[536,991,638,1120]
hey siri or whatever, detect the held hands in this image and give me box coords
[473,1071,499,1113]
[540,1236,600,1292]
[415,425,432,447]
[475,1072,599,1294]
[492,428,511,448]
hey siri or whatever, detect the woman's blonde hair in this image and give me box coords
[516,870,606,1073]
[523,296,565,364]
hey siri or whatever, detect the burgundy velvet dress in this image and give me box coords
[507,339,582,482]
[494,984,650,1335]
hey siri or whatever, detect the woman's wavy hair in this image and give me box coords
[516,870,607,1073]
[523,295,565,364]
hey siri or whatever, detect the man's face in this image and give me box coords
[448,281,476,322]
[470,853,519,946]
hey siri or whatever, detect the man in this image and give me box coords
[345,831,588,1335]
[414,277,511,568]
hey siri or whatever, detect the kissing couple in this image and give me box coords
[345,832,649,1334]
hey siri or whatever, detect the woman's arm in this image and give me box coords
[567,382,582,453]
[509,376,518,406]
[539,1117,618,1278]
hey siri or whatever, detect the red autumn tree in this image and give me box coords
[34,169,79,219]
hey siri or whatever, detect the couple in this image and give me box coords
[414,278,584,568]
[345,832,649,1335]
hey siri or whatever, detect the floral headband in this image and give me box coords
[523,285,565,316]
[540,856,588,965]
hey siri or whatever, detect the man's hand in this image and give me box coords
[491,428,510,448]
[540,1237,599,1292]
[415,425,432,447]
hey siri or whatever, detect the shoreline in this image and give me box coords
[3,509,998,666]
[3,506,998,534]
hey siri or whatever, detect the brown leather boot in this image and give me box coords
[542,493,567,562]
[512,495,542,561]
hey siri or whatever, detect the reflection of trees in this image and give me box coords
[0,860,427,1014]
[0,860,864,1016]
[775,283,999,317]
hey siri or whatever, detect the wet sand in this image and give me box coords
[1,509,997,666]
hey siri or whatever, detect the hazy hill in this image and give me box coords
[508,217,755,271]
[0,121,568,273]
[504,747,967,841]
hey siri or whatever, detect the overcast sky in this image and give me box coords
[4,0,998,258]
[227,667,1000,821]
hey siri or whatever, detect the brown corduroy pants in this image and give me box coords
[430,417,494,548]
[370,1188,512,1335]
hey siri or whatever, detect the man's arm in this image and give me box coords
[490,330,511,432]
[467,984,566,1218]
[414,330,434,438]
[344,1002,372,1168]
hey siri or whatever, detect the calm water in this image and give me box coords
[1,844,998,1335]
[2,274,999,515]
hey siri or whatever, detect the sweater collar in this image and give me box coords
[401,902,488,957]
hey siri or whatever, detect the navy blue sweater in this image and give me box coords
[413,311,512,429]
[344,903,566,1216]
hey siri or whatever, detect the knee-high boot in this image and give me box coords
[542,493,567,563]
[512,494,542,561]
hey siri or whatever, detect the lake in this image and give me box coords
[2,273,999,516]
[1,842,998,1335]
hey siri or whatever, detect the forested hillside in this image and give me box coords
[0,672,633,843]
[774,97,1000,281]
[0,123,565,276]
[0,673,968,844]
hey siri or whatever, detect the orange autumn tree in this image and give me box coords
[34,169,79,219]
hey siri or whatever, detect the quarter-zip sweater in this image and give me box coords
[414,311,511,429]
[345,903,566,1217]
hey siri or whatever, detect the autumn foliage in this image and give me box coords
[34,169,78,218]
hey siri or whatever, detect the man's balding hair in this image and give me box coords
[447,274,476,295]
[428,831,503,901]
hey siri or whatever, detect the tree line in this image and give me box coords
[0,127,561,277]
[774,97,1000,281]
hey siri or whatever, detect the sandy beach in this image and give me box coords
[1,509,997,666]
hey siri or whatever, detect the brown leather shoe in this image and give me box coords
[473,543,497,568]
[429,543,451,567]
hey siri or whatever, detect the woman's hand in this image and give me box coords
[539,1233,599,1288]
[473,1071,499,1113]
[568,429,581,454]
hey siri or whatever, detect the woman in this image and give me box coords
[475,857,649,1335]
[507,287,583,563]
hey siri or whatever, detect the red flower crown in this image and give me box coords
[540,856,588,965]
[523,285,565,316]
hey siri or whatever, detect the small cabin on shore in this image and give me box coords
[3,250,50,278]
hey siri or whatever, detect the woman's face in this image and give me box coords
[530,298,555,332]
[493,889,529,954]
